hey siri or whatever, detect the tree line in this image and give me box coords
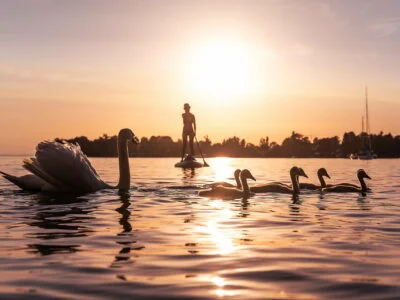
[57,131,400,158]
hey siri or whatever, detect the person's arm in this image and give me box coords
[193,114,196,135]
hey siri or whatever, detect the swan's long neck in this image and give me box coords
[235,175,242,189]
[291,172,299,195]
[318,173,327,188]
[118,139,130,191]
[241,176,250,195]
[358,175,367,193]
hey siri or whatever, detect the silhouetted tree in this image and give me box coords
[313,136,340,157]
[280,131,312,157]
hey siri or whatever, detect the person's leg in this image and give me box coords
[181,134,188,161]
[189,134,195,155]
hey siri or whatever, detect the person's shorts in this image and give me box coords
[182,131,194,137]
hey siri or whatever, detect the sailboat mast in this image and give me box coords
[365,86,370,134]
[361,116,365,133]
[365,86,372,149]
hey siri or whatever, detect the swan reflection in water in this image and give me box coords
[111,192,144,270]
[22,190,144,271]
[237,198,250,218]
[288,196,306,224]
[26,193,95,256]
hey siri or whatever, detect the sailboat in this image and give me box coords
[351,87,377,160]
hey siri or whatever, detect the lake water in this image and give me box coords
[0,157,399,299]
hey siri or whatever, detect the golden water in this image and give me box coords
[0,157,399,299]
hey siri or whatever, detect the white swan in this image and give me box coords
[0,128,138,193]
[198,169,256,200]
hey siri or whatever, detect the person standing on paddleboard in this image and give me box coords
[181,103,196,161]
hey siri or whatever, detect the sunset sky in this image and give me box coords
[0,0,399,154]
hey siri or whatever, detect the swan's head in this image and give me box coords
[298,167,308,178]
[357,169,371,180]
[240,169,256,182]
[290,166,308,178]
[317,167,330,179]
[234,169,241,179]
[118,128,139,144]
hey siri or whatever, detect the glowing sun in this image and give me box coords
[187,39,253,101]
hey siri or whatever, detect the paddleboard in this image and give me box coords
[175,154,203,168]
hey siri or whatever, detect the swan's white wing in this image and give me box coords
[23,157,65,190]
[28,141,106,193]
[0,171,47,191]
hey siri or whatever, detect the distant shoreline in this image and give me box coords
[1,130,399,158]
[1,155,398,159]
[59,131,400,159]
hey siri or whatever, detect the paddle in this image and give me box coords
[194,136,209,167]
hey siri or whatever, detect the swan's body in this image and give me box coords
[299,168,330,190]
[206,169,241,189]
[268,181,291,188]
[0,129,138,193]
[335,183,357,188]
[250,167,308,195]
[326,182,371,192]
[265,167,308,189]
[323,169,371,196]
[199,169,256,199]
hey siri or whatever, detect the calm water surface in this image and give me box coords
[0,157,399,299]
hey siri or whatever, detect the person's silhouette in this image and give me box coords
[181,103,196,161]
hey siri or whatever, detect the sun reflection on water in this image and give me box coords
[215,288,237,297]
[197,199,237,255]
[198,275,238,298]
[205,220,236,255]
[211,276,225,287]
[211,157,234,182]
